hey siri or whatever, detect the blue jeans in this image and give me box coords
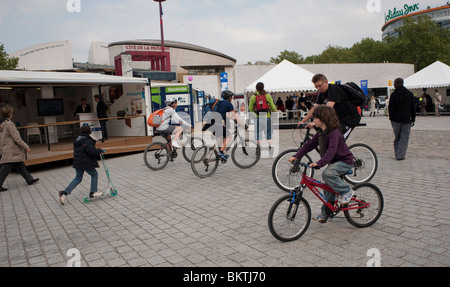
[255,116,272,141]
[65,169,98,195]
[320,161,352,216]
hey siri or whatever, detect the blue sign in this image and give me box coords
[360,80,368,96]
[220,72,228,92]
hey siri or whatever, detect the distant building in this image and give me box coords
[382,3,450,40]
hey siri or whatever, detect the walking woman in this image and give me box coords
[0,105,39,192]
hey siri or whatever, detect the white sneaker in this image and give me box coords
[59,191,67,205]
[339,189,355,205]
[90,191,104,198]
[172,140,181,149]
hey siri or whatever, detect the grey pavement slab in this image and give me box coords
[0,115,449,267]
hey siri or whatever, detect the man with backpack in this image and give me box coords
[249,82,277,155]
[298,74,361,140]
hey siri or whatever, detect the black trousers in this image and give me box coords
[99,119,108,140]
[0,162,33,186]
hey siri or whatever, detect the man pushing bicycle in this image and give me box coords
[298,74,361,140]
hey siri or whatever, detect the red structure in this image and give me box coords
[115,0,170,76]
[114,51,171,76]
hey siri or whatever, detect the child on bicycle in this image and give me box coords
[289,106,354,223]
[157,99,192,149]
[202,90,245,161]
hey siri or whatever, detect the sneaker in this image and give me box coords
[269,146,274,157]
[27,178,39,185]
[59,191,68,205]
[171,140,181,149]
[313,214,327,224]
[339,189,355,205]
[217,150,229,161]
[90,191,104,198]
[0,187,8,192]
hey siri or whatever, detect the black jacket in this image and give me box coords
[73,134,103,170]
[96,99,108,119]
[389,86,416,124]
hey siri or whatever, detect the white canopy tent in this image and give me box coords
[245,59,316,93]
[404,61,450,89]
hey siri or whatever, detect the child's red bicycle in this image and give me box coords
[268,161,383,242]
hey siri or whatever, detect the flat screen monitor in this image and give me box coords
[37,99,64,116]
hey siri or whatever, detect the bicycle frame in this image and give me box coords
[295,163,371,215]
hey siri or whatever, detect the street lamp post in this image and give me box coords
[154,0,166,56]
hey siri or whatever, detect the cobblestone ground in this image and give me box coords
[0,115,449,267]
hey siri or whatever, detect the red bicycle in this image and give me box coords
[268,162,383,242]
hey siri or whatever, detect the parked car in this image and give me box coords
[378,96,387,108]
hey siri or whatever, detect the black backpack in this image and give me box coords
[336,82,366,107]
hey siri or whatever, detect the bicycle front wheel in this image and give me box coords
[344,183,383,228]
[191,146,219,178]
[345,143,378,184]
[182,137,204,163]
[143,142,170,171]
[272,149,314,192]
[268,194,311,242]
[231,139,261,169]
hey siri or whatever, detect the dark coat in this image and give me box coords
[389,86,416,124]
[96,99,108,120]
[73,134,103,170]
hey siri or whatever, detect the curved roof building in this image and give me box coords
[382,3,450,39]
[104,39,236,74]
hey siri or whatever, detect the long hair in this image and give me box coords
[256,82,266,95]
[1,105,13,119]
[312,106,341,131]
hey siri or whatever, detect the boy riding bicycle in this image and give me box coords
[202,90,245,161]
[289,106,354,223]
[156,99,192,149]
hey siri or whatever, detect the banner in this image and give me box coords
[361,80,369,96]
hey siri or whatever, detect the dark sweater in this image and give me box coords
[389,86,416,124]
[294,129,354,168]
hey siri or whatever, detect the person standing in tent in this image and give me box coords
[297,74,360,140]
[249,82,277,156]
[434,90,443,117]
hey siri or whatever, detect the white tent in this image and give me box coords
[404,61,450,89]
[245,59,315,93]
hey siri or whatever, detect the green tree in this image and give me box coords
[313,45,354,63]
[270,50,304,64]
[350,38,389,63]
[384,15,450,70]
[0,43,19,70]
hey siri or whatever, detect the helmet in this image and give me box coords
[165,98,177,106]
[221,90,235,100]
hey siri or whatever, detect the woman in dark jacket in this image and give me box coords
[59,125,104,205]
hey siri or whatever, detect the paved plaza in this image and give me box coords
[0,115,449,267]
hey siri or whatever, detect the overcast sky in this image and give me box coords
[0,0,445,64]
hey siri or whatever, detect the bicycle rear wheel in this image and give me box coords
[191,146,219,178]
[268,194,311,242]
[345,143,378,184]
[272,149,314,192]
[231,139,261,169]
[143,142,170,171]
[182,137,204,163]
[344,183,383,228]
